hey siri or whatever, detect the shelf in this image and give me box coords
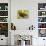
[0,10,8,11]
[38,3,46,37]
[38,37,46,38]
[38,28,46,29]
[38,16,46,17]
[0,22,8,23]
[38,22,46,23]
[38,10,46,11]
[0,3,8,37]
[0,16,8,17]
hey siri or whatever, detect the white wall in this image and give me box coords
[11,0,38,30]
[11,0,38,45]
[11,0,46,46]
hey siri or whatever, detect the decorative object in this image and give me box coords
[38,17,46,22]
[39,29,46,37]
[38,11,46,16]
[42,12,45,15]
[0,17,8,22]
[0,6,1,10]
[11,23,16,30]
[38,23,46,28]
[0,3,8,10]
[38,3,46,10]
[15,35,32,46]
[0,23,8,37]
[0,11,8,16]
[5,6,8,10]
[29,25,35,30]
[17,10,29,19]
